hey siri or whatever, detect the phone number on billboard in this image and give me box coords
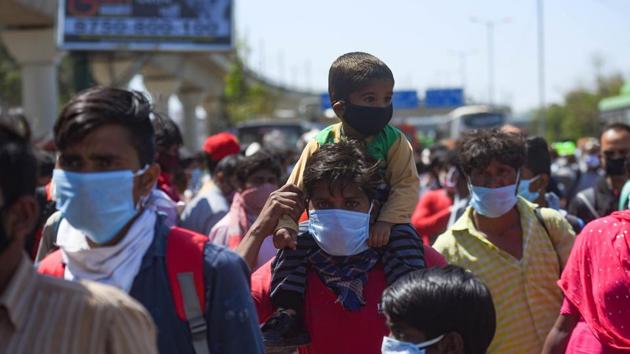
[64,18,228,37]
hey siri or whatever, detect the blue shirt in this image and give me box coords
[129,219,264,354]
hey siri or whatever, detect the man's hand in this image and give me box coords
[248,184,304,239]
[368,221,393,248]
[273,227,298,250]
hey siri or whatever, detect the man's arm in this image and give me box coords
[237,184,305,269]
[205,247,265,354]
[542,313,579,354]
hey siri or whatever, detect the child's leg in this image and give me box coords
[269,233,319,309]
[263,233,318,348]
[381,224,425,285]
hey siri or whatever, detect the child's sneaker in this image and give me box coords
[261,309,310,353]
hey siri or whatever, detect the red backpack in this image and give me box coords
[38,227,210,354]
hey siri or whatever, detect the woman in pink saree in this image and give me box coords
[543,210,630,353]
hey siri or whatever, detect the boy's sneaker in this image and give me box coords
[261,309,310,353]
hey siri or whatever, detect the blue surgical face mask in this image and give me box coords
[308,205,372,256]
[381,334,445,354]
[52,168,147,245]
[468,173,519,218]
[584,154,600,169]
[517,175,541,203]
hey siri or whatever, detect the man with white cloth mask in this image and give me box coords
[37,87,264,354]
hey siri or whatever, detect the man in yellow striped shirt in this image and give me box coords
[0,124,157,354]
[434,129,575,353]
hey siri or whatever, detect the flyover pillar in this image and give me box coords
[178,89,204,152]
[1,28,63,141]
[144,77,180,115]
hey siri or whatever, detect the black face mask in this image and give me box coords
[342,101,393,136]
[605,157,625,176]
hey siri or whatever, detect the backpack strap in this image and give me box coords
[533,207,563,275]
[37,249,65,278]
[165,227,209,354]
[576,189,599,220]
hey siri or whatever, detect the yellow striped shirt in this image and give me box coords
[433,198,575,353]
[0,254,158,354]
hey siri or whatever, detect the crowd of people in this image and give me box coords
[1,51,630,354]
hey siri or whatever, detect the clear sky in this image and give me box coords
[234,0,630,113]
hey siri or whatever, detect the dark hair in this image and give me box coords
[328,52,394,104]
[381,266,496,354]
[458,129,526,176]
[54,87,155,166]
[152,112,183,149]
[0,124,37,208]
[601,122,630,139]
[0,112,32,142]
[524,136,551,176]
[206,152,242,175]
[447,150,464,177]
[429,144,450,171]
[34,149,56,179]
[215,154,242,179]
[235,150,282,186]
[303,140,382,201]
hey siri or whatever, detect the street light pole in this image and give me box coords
[487,21,494,105]
[448,50,477,97]
[471,17,510,106]
[537,0,546,135]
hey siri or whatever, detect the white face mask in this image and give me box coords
[308,204,372,256]
[381,334,445,354]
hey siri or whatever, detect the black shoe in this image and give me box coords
[261,310,310,353]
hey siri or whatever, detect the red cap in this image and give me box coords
[202,132,240,161]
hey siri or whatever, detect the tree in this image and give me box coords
[223,53,276,124]
[535,73,624,141]
[0,42,21,112]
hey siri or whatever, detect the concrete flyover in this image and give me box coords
[0,0,318,151]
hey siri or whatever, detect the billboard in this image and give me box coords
[58,0,233,51]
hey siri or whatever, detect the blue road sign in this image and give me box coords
[424,88,464,108]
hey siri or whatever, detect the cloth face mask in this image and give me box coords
[468,178,519,218]
[342,101,393,136]
[308,205,372,256]
[381,334,445,354]
[517,175,541,203]
[53,168,147,244]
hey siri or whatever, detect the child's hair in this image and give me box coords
[303,140,382,201]
[381,266,496,354]
[328,52,394,104]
